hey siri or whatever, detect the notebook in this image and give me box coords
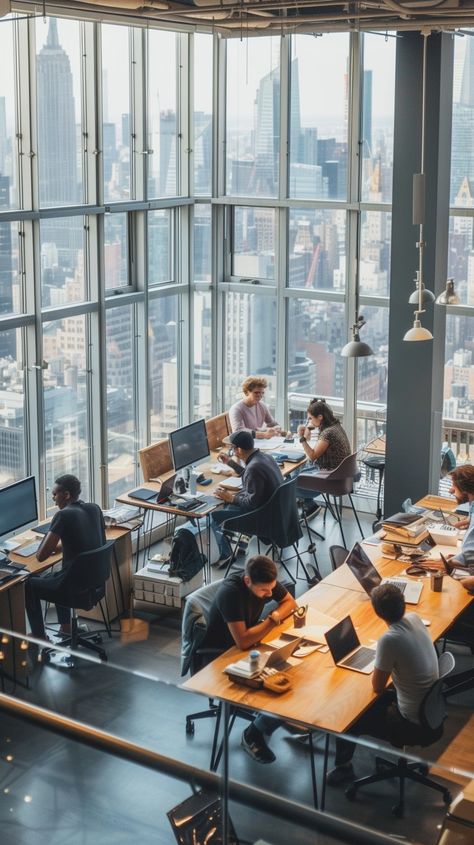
[33,521,52,536]
[346,541,423,605]
[325,615,376,674]
[128,487,159,503]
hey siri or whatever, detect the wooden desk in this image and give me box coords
[184,569,472,735]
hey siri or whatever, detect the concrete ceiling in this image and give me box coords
[7,0,474,35]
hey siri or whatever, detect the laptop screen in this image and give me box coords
[346,541,382,596]
[325,616,360,664]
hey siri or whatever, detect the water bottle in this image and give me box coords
[249,650,260,673]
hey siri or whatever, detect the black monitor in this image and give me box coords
[0,476,38,538]
[169,420,210,472]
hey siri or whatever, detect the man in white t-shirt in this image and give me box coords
[327,583,439,785]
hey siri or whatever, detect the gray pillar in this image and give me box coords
[384,32,453,515]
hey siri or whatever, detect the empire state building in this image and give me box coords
[37,18,78,207]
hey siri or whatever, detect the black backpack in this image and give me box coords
[168,527,206,582]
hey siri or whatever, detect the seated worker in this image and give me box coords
[296,398,351,516]
[25,474,106,640]
[201,555,297,763]
[327,583,439,785]
[436,465,474,644]
[229,376,284,440]
[211,429,283,567]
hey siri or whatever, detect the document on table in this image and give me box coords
[256,436,285,450]
[218,476,243,490]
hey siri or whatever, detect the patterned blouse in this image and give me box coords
[314,422,351,471]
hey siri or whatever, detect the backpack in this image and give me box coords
[168,527,206,582]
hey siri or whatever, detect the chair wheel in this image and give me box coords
[345,786,356,801]
[186,720,195,736]
[443,790,452,805]
[392,803,404,818]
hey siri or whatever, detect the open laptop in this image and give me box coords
[346,541,423,605]
[259,636,303,671]
[325,616,376,674]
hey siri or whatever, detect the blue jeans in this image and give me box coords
[253,715,282,736]
[211,504,246,557]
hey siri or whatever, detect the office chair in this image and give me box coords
[297,452,364,548]
[329,545,349,571]
[42,539,115,666]
[181,580,252,770]
[345,651,455,818]
[221,477,321,585]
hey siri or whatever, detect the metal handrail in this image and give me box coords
[0,692,409,845]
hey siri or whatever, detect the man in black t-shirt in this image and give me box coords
[202,556,297,764]
[25,475,106,640]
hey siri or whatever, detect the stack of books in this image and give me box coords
[380,512,429,546]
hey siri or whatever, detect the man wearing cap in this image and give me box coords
[211,429,283,567]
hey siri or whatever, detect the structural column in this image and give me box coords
[384,32,454,515]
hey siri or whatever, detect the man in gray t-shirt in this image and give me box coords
[327,583,439,786]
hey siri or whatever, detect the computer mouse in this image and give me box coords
[195,473,205,483]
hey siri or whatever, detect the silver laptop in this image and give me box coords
[346,542,423,605]
[259,637,303,671]
[325,615,376,674]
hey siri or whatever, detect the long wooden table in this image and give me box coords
[116,449,307,574]
[183,526,473,806]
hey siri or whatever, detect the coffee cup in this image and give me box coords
[293,606,307,628]
[430,572,444,593]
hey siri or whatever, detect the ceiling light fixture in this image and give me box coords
[404,31,433,343]
[341,315,373,358]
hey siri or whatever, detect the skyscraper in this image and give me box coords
[451,35,474,203]
[36,18,78,208]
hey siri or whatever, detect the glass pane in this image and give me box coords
[104,213,128,290]
[451,31,474,206]
[149,295,179,439]
[444,313,474,464]
[287,298,345,398]
[0,15,19,210]
[288,208,346,291]
[361,33,396,203]
[0,221,22,315]
[193,290,212,420]
[194,204,211,281]
[226,37,280,198]
[42,316,90,503]
[40,217,85,305]
[106,305,136,505]
[147,30,177,198]
[223,291,277,408]
[148,210,172,284]
[232,207,276,280]
[0,329,26,483]
[290,34,349,200]
[36,17,82,208]
[359,210,391,296]
[102,24,130,202]
[194,34,212,196]
[448,214,474,305]
[355,305,388,448]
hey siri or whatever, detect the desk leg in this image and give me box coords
[222,701,230,843]
[321,733,330,811]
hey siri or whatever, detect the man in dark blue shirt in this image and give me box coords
[211,429,283,566]
[25,474,106,640]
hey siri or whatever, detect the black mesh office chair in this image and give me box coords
[345,651,455,818]
[221,477,321,585]
[43,539,115,665]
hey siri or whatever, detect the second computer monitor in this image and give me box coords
[169,419,210,472]
[0,476,38,538]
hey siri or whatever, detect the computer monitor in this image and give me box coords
[169,420,210,472]
[0,476,38,538]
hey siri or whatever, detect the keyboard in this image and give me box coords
[15,541,41,558]
[341,646,375,670]
[385,578,407,594]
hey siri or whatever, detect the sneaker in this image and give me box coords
[326,763,355,786]
[212,554,232,569]
[303,502,322,519]
[241,727,276,764]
